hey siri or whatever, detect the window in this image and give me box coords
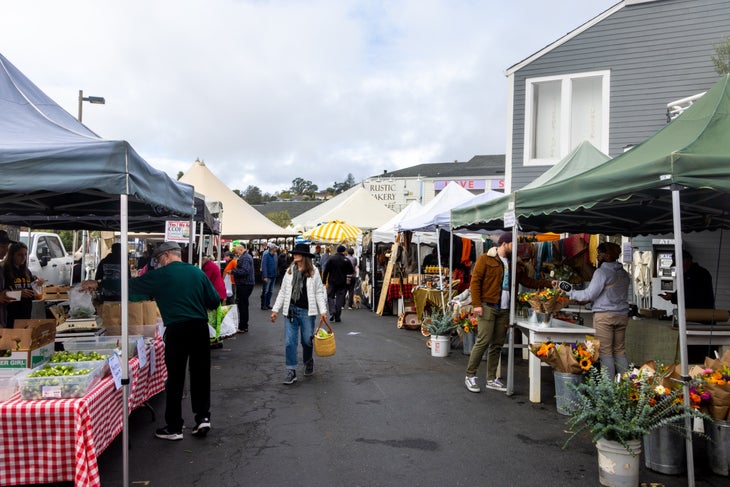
[523,70,610,165]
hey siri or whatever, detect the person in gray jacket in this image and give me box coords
[557,241,629,380]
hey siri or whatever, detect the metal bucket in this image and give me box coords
[707,418,730,476]
[462,330,476,355]
[553,371,583,415]
[643,422,686,475]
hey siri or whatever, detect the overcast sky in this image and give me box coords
[3,0,617,195]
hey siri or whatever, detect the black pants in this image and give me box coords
[327,285,347,320]
[163,319,211,432]
[236,283,254,331]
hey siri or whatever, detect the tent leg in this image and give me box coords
[672,187,695,487]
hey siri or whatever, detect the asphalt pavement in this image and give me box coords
[93,299,726,487]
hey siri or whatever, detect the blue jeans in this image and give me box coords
[285,305,315,370]
[260,278,275,308]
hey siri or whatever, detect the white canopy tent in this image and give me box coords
[290,186,396,233]
[179,159,293,239]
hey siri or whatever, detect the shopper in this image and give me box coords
[260,242,278,310]
[465,232,551,393]
[322,245,354,322]
[129,241,221,441]
[231,244,255,333]
[559,241,630,380]
[3,242,43,328]
[270,243,328,385]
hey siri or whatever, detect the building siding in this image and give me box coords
[510,0,730,190]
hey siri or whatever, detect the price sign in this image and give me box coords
[108,354,123,390]
[137,337,147,368]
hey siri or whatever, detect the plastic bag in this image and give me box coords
[68,285,95,318]
[219,305,238,338]
[224,277,233,298]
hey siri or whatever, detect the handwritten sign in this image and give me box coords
[136,337,147,368]
[165,221,191,242]
[108,354,123,390]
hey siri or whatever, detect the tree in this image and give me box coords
[330,173,356,195]
[290,177,318,197]
[233,189,243,198]
[712,37,730,75]
[242,185,264,205]
[266,210,291,228]
[176,171,184,180]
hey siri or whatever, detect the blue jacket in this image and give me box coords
[232,251,255,286]
[261,251,277,280]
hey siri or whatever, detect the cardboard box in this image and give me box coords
[43,285,71,301]
[0,319,56,369]
[639,308,667,319]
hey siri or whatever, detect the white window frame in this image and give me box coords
[523,70,610,166]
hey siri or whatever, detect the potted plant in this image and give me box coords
[564,366,709,487]
[421,309,459,357]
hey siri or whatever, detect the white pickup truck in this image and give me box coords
[19,232,74,285]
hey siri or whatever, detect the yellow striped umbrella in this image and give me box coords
[303,220,361,244]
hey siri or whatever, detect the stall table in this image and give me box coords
[412,287,456,322]
[517,315,730,404]
[0,338,167,487]
[515,318,595,403]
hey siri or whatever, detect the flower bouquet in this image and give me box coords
[565,365,709,454]
[455,309,478,333]
[691,350,730,421]
[529,336,599,374]
[519,287,570,314]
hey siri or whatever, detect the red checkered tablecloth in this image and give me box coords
[0,338,167,487]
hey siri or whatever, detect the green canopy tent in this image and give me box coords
[452,140,611,232]
[454,74,730,487]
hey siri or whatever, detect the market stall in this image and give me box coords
[0,52,194,486]
[0,338,166,487]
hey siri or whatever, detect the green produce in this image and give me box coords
[21,363,100,400]
[50,350,109,363]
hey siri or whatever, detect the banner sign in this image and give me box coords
[165,221,191,242]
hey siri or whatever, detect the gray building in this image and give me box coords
[505,0,730,309]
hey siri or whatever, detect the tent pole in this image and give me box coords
[506,225,518,396]
[120,194,130,487]
[71,231,78,285]
[672,187,694,487]
[198,222,204,267]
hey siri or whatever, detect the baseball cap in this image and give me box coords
[153,241,181,258]
[497,232,512,245]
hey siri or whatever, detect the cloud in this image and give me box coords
[1,0,617,195]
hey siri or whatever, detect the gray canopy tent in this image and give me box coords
[453,74,730,487]
[0,52,195,486]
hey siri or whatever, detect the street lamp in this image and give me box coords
[77,89,105,122]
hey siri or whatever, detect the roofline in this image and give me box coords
[505,1,624,76]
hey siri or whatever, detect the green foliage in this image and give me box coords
[422,309,459,336]
[328,173,356,195]
[242,185,264,204]
[564,367,708,454]
[290,177,318,197]
[176,171,184,180]
[711,37,730,75]
[266,210,291,228]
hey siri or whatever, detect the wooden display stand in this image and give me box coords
[376,243,399,316]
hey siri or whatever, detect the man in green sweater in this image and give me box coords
[129,241,220,441]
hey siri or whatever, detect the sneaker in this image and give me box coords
[304,362,314,376]
[192,419,211,438]
[464,376,480,393]
[155,426,183,441]
[486,378,507,391]
[283,369,297,385]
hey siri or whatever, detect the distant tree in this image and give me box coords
[290,177,318,197]
[331,173,356,194]
[242,185,264,205]
[712,37,730,75]
[176,171,184,180]
[233,189,243,198]
[263,192,277,202]
[278,191,292,200]
[266,210,291,228]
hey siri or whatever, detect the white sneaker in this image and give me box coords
[464,376,480,393]
[486,378,507,391]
